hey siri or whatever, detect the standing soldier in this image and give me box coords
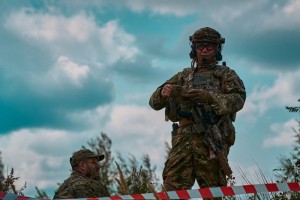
[53,149,110,199]
[149,27,246,197]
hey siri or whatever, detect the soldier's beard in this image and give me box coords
[85,165,100,179]
[198,56,215,66]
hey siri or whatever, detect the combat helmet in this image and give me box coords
[189,27,225,61]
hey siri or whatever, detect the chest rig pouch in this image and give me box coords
[192,70,222,91]
[188,69,223,126]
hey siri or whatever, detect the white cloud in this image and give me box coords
[249,0,300,32]
[4,9,95,42]
[124,0,197,16]
[123,92,149,102]
[124,0,300,33]
[65,13,96,42]
[210,1,263,27]
[262,119,298,148]
[126,0,260,19]
[284,0,300,14]
[203,0,300,33]
[239,68,300,119]
[66,104,112,129]
[103,104,171,163]
[4,9,139,65]
[98,20,139,63]
[49,56,90,87]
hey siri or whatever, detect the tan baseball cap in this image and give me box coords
[70,149,104,167]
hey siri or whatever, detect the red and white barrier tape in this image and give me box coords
[1,182,299,200]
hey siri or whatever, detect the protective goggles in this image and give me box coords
[195,42,218,51]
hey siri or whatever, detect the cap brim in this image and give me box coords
[98,154,105,161]
[87,154,105,161]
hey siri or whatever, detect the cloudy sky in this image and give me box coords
[0,0,299,198]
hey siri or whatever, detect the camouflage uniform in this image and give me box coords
[149,27,246,192]
[53,149,110,199]
[53,171,110,199]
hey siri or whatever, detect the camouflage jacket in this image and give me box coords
[53,171,110,199]
[149,64,246,144]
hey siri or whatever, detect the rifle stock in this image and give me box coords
[216,151,232,177]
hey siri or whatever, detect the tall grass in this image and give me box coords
[0,168,26,195]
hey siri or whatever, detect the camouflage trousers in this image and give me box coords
[163,125,230,198]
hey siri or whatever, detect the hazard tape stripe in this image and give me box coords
[1,182,299,200]
[0,192,33,200]
[111,182,300,199]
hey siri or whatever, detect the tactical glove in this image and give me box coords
[168,85,194,106]
[169,85,187,100]
[182,89,212,104]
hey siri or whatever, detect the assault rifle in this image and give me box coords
[191,104,233,177]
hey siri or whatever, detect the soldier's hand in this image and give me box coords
[168,85,181,99]
[182,89,212,104]
[169,85,193,104]
[161,84,173,97]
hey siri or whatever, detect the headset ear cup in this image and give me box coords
[189,44,196,59]
[215,51,222,61]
